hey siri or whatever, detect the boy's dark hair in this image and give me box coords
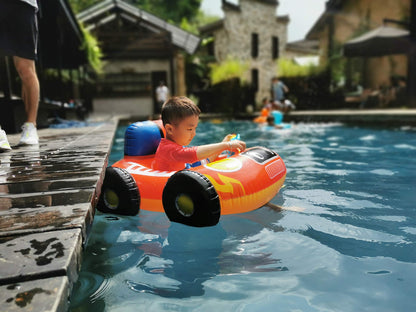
[161,96,201,126]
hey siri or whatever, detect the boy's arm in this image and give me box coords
[196,140,246,162]
[205,134,232,162]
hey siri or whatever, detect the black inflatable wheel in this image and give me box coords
[162,170,220,227]
[97,167,140,215]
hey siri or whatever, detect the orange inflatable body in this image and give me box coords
[112,147,286,215]
[98,120,286,227]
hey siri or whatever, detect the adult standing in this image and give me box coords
[271,76,289,103]
[0,0,40,151]
[155,81,169,113]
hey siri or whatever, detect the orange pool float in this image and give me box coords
[253,107,269,123]
[97,120,287,227]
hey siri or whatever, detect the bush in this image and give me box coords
[278,58,323,78]
[209,57,249,85]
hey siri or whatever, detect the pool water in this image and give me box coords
[70,121,416,312]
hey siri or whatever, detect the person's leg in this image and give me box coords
[13,56,39,126]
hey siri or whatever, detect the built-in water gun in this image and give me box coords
[225,133,240,157]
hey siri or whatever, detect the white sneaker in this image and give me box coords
[0,129,12,151]
[18,122,39,145]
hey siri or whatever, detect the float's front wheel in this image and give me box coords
[97,167,140,215]
[162,170,220,227]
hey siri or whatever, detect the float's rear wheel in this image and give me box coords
[97,167,140,215]
[162,170,220,227]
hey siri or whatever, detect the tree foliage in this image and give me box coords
[277,58,323,78]
[80,25,103,73]
[129,0,202,24]
[69,0,202,25]
[68,0,100,13]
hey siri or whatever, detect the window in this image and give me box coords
[272,36,279,59]
[207,37,215,56]
[251,33,259,58]
[251,68,259,92]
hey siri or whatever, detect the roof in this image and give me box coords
[277,15,290,24]
[199,8,289,35]
[286,39,319,54]
[199,19,224,34]
[221,0,240,12]
[305,0,344,40]
[77,0,200,55]
[305,12,329,40]
[200,15,289,35]
[221,0,279,11]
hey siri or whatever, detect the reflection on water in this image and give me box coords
[71,209,286,309]
[0,144,107,210]
[71,122,416,312]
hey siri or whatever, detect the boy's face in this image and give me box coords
[166,115,199,146]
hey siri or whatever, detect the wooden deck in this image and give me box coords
[0,118,117,312]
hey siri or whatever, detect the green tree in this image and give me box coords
[68,0,101,13]
[130,0,201,24]
[80,25,103,73]
[69,0,203,25]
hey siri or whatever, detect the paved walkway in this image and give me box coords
[0,117,118,312]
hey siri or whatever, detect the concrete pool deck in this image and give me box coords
[0,108,415,311]
[0,116,118,312]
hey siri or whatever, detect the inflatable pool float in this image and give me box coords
[270,111,292,129]
[254,110,291,129]
[253,108,269,123]
[97,120,287,227]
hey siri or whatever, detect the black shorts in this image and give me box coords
[0,0,38,60]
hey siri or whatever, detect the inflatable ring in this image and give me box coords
[97,120,287,227]
[97,167,140,215]
[162,170,221,227]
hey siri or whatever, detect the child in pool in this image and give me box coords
[265,115,283,129]
[153,96,246,171]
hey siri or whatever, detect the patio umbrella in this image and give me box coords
[343,26,411,57]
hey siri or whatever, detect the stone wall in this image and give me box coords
[213,0,288,106]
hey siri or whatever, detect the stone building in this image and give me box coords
[199,0,289,105]
[77,0,200,116]
[306,0,410,91]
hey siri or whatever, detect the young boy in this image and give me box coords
[153,96,246,171]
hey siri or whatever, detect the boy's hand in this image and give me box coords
[227,140,246,153]
[222,134,235,142]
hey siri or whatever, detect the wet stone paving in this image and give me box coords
[0,119,117,312]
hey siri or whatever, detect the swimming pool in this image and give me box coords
[70,121,416,312]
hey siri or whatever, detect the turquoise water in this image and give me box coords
[70,121,416,312]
